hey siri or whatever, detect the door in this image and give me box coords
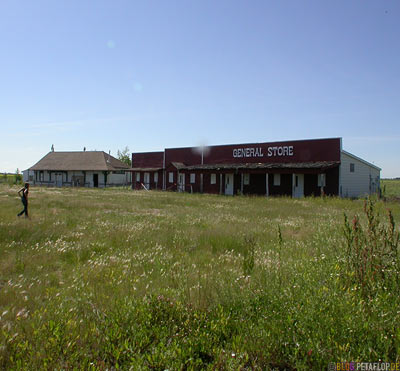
[178,173,185,192]
[293,174,304,198]
[55,173,63,187]
[93,174,99,188]
[225,173,234,195]
[144,172,150,189]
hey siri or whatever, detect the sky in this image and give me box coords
[0,0,399,178]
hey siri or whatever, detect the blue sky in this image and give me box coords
[1,0,399,177]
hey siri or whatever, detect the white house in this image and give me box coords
[340,150,380,198]
[27,151,131,187]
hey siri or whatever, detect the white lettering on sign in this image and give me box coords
[233,147,264,158]
[267,146,294,157]
[232,145,294,158]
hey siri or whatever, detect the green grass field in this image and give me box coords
[1,184,399,369]
[382,179,400,200]
[0,173,22,185]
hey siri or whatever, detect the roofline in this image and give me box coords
[165,137,342,151]
[341,150,381,171]
[132,151,164,155]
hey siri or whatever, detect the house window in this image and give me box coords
[243,173,250,185]
[136,173,140,182]
[350,163,355,173]
[169,172,174,183]
[190,173,196,184]
[154,172,158,183]
[273,174,280,186]
[318,174,326,187]
[210,174,216,184]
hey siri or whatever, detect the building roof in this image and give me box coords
[30,151,130,171]
[341,150,381,171]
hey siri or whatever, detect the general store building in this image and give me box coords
[131,138,380,198]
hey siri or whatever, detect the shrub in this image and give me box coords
[343,198,400,299]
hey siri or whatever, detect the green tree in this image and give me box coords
[117,146,132,167]
[15,168,22,184]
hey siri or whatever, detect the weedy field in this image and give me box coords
[0,182,399,370]
[382,179,400,201]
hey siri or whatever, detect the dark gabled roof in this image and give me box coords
[182,161,340,171]
[30,151,130,171]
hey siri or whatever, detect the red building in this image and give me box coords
[131,138,380,198]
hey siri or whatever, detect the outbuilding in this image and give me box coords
[27,151,131,187]
[131,138,380,198]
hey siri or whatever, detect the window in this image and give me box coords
[273,174,280,186]
[350,163,355,173]
[243,173,250,185]
[169,172,174,183]
[136,173,140,182]
[154,172,158,183]
[318,174,326,187]
[190,173,196,184]
[211,173,216,184]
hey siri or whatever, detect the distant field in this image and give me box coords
[1,185,399,369]
[381,178,400,199]
[0,173,22,185]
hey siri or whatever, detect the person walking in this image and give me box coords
[17,182,29,218]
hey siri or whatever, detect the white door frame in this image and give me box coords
[144,172,150,189]
[225,173,234,195]
[55,173,63,187]
[178,173,185,192]
[292,173,304,198]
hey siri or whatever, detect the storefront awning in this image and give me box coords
[129,167,162,172]
[181,161,340,172]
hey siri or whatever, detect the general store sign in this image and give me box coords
[232,145,294,158]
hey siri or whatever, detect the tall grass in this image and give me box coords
[0,184,399,369]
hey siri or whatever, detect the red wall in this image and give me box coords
[132,152,164,168]
[203,138,341,164]
[164,138,340,167]
[164,147,202,166]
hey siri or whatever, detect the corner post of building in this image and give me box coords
[162,150,166,191]
[240,173,244,195]
[219,174,223,195]
[292,173,295,197]
[200,173,203,193]
[265,173,269,197]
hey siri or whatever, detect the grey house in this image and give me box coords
[26,151,131,187]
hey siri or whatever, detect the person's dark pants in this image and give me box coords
[17,197,28,217]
